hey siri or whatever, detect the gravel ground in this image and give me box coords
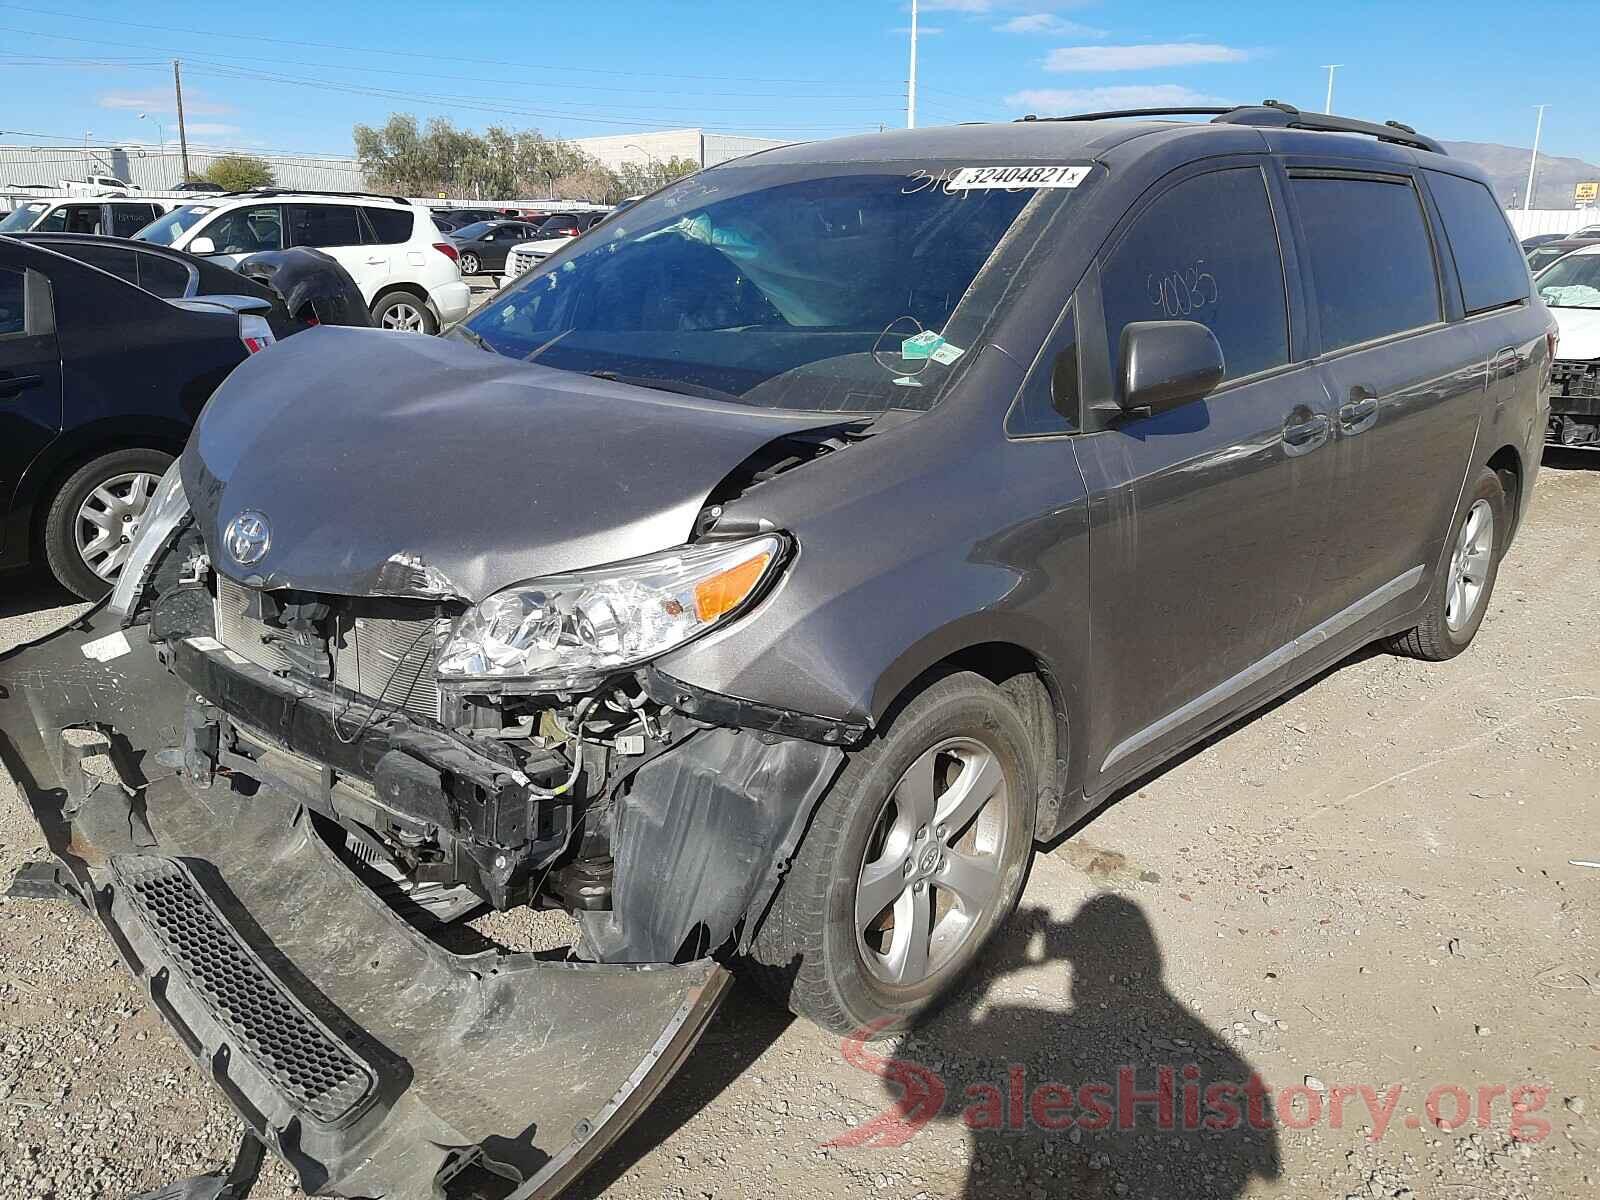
[1,453,1597,1200]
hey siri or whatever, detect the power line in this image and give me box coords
[0,2,898,88]
[1,37,900,102]
[0,27,891,133]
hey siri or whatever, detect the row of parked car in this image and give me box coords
[1520,226,1600,448]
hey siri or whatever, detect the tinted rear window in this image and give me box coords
[364,207,415,244]
[111,204,157,238]
[0,267,24,335]
[1101,166,1290,382]
[67,243,140,285]
[136,253,192,298]
[287,204,362,249]
[1425,171,1529,315]
[1292,175,1440,351]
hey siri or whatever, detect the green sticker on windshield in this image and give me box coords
[902,330,945,360]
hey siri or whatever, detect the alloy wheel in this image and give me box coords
[382,301,427,332]
[1445,498,1494,632]
[460,253,479,275]
[75,471,159,582]
[855,737,1010,987]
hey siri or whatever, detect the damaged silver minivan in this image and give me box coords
[0,107,1550,1198]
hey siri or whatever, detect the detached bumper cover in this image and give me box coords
[0,607,729,1200]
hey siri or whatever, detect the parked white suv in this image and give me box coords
[134,191,470,333]
[0,197,168,238]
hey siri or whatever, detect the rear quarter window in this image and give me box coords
[1291,174,1441,352]
[363,207,416,245]
[1425,170,1530,315]
[135,253,192,298]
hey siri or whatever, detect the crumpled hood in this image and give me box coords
[1553,306,1600,362]
[183,328,839,601]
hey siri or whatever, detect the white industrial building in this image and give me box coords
[572,129,792,171]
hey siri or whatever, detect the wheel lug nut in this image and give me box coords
[903,859,913,877]
[936,823,947,839]
[916,825,927,841]
[913,880,925,893]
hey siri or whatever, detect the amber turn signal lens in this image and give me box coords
[693,551,772,622]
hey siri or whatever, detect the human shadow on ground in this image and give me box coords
[838,897,1282,1200]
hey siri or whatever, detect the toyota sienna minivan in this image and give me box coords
[0,103,1552,1200]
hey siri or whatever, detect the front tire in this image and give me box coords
[43,448,173,600]
[747,671,1037,1036]
[1385,465,1506,661]
[458,252,480,277]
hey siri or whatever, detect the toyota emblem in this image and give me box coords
[223,510,271,566]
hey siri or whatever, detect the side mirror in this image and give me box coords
[188,235,217,256]
[1119,320,1225,417]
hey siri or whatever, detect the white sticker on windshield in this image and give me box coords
[948,165,1090,191]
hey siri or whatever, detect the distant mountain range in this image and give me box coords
[1443,141,1600,210]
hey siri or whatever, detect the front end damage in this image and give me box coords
[0,522,848,1198]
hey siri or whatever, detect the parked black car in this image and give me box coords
[447,218,543,275]
[0,235,286,597]
[0,104,1552,1200]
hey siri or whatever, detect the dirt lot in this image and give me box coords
[1,454,1596,1200]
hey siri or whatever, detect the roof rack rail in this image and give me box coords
[1016,100,1445,156]
[216,188,414,205]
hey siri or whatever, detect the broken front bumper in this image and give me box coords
[0,607,729,1200]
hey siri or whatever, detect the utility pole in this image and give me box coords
[907,0,918,129]
[173,59,191,182]
[1523,104,1548,212]
[1322,65,1342,114]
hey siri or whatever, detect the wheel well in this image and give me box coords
[28,440,180,556]
[369,283,431,311]
[1485,444,1523,540]
[898,643,1069,839]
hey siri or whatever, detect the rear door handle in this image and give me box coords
[1282,410,1331,455]
[0,374,42,398]
[365,256,386,265]
[1338,385,1380,434]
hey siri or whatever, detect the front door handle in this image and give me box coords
[0,374,42,398]
[1339,385,1380,435]
[1282,409,1331,456]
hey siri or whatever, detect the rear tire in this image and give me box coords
[43,448,173,600]
[371,291,437,334]
[746,671,1036,1036]
[1384,465,1506,661]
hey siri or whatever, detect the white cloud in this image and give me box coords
[995,13,1104,35]
[1004,84,1233,112]
[1044,43,1251,72]
[98,88,234,117]
[919,0,997,10]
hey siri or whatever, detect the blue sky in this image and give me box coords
[2,0,1594,164]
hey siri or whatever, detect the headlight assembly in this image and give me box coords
[435,534,785,687]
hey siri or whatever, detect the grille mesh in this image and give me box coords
[214,575,444,722]
[113,856,377,1125]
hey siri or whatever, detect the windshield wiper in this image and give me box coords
[447,324,501,356]
[585,370,745,405]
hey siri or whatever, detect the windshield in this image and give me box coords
[1535,252,1600,309]
[135,204,216,245]
[454,221,494,240]
[457,160,1071,412]
[0,203,48,232]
